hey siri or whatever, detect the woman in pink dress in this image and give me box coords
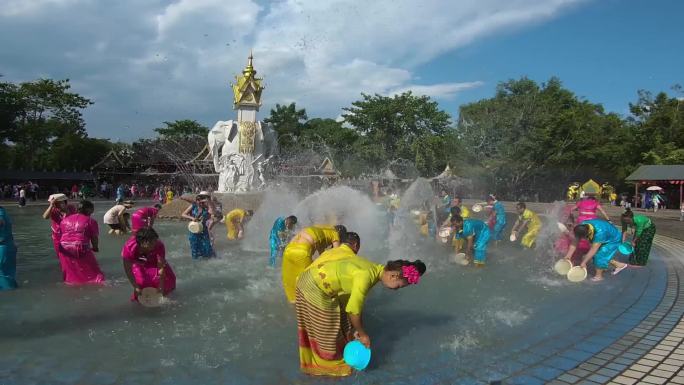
[130,204,162,234]
[42,193,77,256]
[574,195,610,224]
[58,200,106,285]
[122,228,176,302]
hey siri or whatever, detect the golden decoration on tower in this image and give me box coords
[238,121,257,154]
[231,51,264,109]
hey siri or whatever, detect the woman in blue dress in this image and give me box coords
[269,215,297,267]
[0,205,18,289]
[181,193,216,259]
[486,194,507,242]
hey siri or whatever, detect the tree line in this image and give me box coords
[1,76,681,199]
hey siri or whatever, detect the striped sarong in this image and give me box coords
[295,270,352,376]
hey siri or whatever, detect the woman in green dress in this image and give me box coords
[621,208,656,266]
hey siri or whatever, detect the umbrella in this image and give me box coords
[646,186,663,191]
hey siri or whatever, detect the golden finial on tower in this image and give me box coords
[231,51,264,109]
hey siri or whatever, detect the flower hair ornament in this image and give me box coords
[401,265,421,285]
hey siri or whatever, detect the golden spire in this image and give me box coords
[231,50,264,109]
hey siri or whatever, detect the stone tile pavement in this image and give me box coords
[512,235,684,385]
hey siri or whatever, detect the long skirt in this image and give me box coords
[226,220,240,240]
[269,234,283,267]
[0,244,18,290]
[282,241,314,303]
[630,225,656,266]
[521,225,541,249]
[52,234,67,279]
[130,264,177,301]
[58,244,106,285]
[189,230,215,259]
[295,270,352,377]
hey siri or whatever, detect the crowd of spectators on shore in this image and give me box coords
[0,181,217,205]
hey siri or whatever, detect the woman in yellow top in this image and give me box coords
[442,198,469,248]
[511,202,542,248]
[225,208,253,240]
[281,224,346,303]
[295,232,426,376]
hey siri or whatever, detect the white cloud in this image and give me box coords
[390,81,485,99]
[0,0,589,139]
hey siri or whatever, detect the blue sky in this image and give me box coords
[0,0,681,140]
[427,0,684,118]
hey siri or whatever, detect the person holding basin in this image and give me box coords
[564,219,629,282]
[294,232,425,376]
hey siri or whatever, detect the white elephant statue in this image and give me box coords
[208,120,278,192]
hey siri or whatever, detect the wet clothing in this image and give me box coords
[295,245,383,376]
[575,199,603,224]
[58,213,105,285]
[0,207,18,290]
[582,219,621,269]
[188,203,215,259]
[131,207,159,233]
[623,214,655,266]
[49,205,77,257]
[455,219,491,264]
[282,226,340,303]
[518,208,542,248]
[226,209,247,240]
[122,237,176,301]
[490,201,507,241]
[269,217,290,267]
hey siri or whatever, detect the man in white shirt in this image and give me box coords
[18,186,26,207]
[103,201,134,234]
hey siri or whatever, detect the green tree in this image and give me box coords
[154,119,208,138]
[457,77,631,199]
[1,78,93,169]
[626,87,684,166]
[264,102,308,151]
[342,92,452,175]
[50,134,111,170]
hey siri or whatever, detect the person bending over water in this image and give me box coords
[282,224,347,303]
[225,208,253,240]
[58,200,105,285]
[511,202,542,249]
[131,204,162,234]
[182,193,217,259]
[269,215,297,267]
[451,215,491,266]
[621,208,655,266]
[0,205,18,290]
[104,200,134,235]
[486,194,507,243]
[564,219,629,282]
[122,228,176,302]
[295,232,426,376]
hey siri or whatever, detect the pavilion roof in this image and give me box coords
[625,165,684,182]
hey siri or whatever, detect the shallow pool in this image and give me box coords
[0,203,641,385]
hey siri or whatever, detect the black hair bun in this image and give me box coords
[412,260,426,275]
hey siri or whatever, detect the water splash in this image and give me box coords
[291,185,387,255]
[388,178,435,259]
[534,200,568,260]
[242,186,300,252]
[440,330,480,352]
